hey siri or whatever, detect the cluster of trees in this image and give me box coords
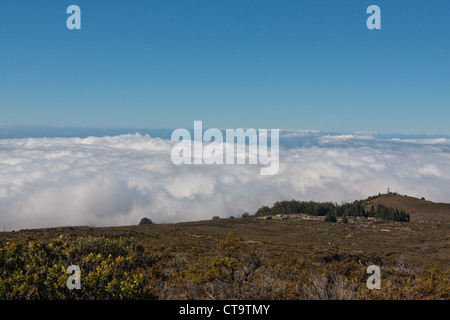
[254,199,410,222]
[369,204,410,222]
[255,201,336,217]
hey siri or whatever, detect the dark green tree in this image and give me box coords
[342,215,349,224]
[139,217,153,225]
[324,212,337,223]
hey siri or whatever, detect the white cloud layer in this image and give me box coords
[1,132,450,230]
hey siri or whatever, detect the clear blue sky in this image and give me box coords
[0,0,449,134]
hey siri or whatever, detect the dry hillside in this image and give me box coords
[366,194,450,223]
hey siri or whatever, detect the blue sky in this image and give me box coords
[0,0,449,134]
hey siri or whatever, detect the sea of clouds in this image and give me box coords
[0,131,449,230]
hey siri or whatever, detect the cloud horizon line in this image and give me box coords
[1,132,449,231]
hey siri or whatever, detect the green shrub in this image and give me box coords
[324,212,337,223]
[139,217,154,225]
[0,235,158,300]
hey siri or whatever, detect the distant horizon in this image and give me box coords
[2,124,450,140]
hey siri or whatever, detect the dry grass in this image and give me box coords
[1,194,449,300]
[368,194,450,223]
[2,212,449,270]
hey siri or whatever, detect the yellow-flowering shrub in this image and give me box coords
[185,256,241,284]
[0,235,159,299]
